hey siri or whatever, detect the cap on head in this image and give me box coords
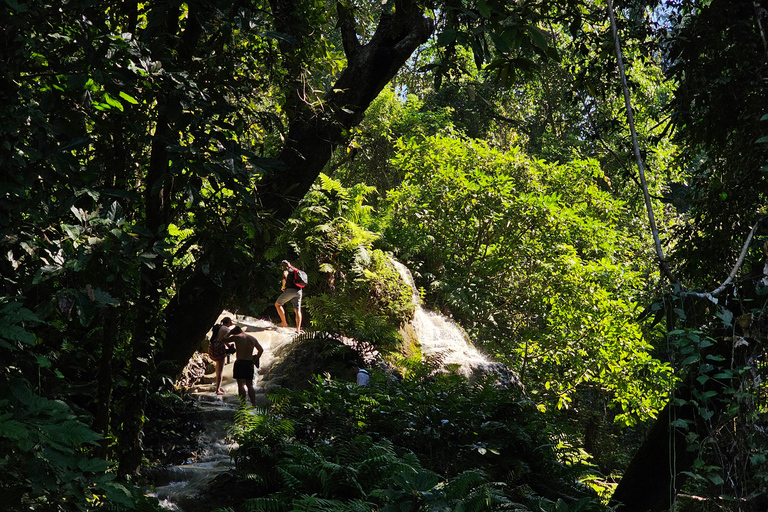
[281,260,290,267]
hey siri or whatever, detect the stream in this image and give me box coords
[147,395,237,509]
[146,317,296,510]
[147,260,504,509]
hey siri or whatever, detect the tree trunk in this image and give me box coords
[611,316,752,511]
[609,389,697,512]
[160,0,434,377]
[93,310,118,460]
[117,10,179,470]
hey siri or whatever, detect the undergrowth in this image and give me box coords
[225,361,605,511]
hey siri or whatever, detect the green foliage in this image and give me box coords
[381,133,668,425]
[331,88,457,199]
[0,300,39,351]
[662,0,768,285]
[230,363,602,510]
[267,174,414,348]
[664,324,768,507]
[0,378,136,511]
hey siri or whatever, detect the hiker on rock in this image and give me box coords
[208,316,235,395]
[221,326,263,406]
[275,259,306,333]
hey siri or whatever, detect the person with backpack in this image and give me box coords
[208,316,235,395]
[275,260,306,333]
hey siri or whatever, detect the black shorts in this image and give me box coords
[233,359,255,381]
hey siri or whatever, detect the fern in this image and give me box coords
[242,497,288,512]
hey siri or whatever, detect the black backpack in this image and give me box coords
[291,267,308,288]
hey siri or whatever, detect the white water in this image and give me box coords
[391,260,495,377]
[148,316,298,510]
[150,261,512,509]
[147,397,238,510]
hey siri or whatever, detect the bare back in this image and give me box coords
[233,332,263,361]
[214,324,233,340]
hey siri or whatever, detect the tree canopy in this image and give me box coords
[2,0,768,510]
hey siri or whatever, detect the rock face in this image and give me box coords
[162,278,522,509]
[175,352,209,389]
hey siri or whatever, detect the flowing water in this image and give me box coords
[149,261,511,509]
[391,260,494,376]
[146,395,238,510]
[146,317,298,510]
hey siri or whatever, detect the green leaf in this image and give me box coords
[707,473,725,485]
[103,93,123,111]
[118,91,139,104]
[476,0,492,18]
[437,28,457,47]
[526,26,548,51]
[680,355,699,366]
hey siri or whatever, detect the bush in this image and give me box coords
[228,360,603,510]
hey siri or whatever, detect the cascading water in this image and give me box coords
[391,260,497,377]
[148,263,516,509]
[146,397,238,510]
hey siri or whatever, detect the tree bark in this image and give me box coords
[93,310,118,460]
[118,0,185,476]
[609,389,697,512]
[159,0,434,375]
[611,316,753,511]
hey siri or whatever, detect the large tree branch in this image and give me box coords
[160,0,434,373]
[259,0,434,219]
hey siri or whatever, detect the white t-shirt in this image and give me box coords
[357,369,370,386]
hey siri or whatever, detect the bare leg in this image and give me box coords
[295,309,303,333]
[237,380,248,402]
[214,360,224,394]
[275,301,289,327]
[237,379,257,406]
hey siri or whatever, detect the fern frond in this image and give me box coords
[283,443,323,464]
[291,495,366,512]
[276,466,305,493]
[446,469,488,499]
[242,497,287,512]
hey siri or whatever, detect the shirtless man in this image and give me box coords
[222,326,264,406]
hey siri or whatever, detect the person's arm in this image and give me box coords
[252,338,264,367]
[281,270,288,291]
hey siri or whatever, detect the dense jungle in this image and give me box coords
[2,0,768,510]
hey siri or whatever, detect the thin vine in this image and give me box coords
[606,0,765,301]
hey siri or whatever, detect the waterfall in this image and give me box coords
[150,263,518,509]
[146,398,237,510]
[391,260,496,377]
